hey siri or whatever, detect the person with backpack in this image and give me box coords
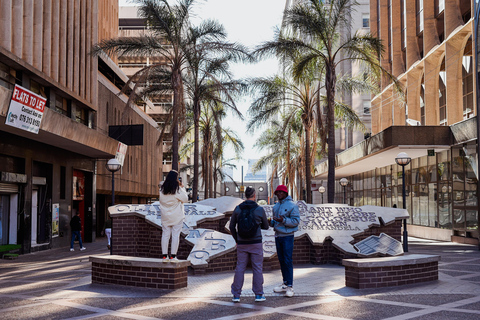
[229,187,269,303]
[271,184,300,297]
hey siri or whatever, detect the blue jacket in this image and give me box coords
[270,195,300,237]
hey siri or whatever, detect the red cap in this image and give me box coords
[274,185,288,194]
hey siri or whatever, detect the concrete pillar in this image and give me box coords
[406,67,423,124]
[405,0,420,70]
[424,52,444,125]
[51,0,60,82]
[85,0,91,103]
[91,0,98,108]
[445,36,467,125]
[423,0,440,54]
[33,0,43,70]
[42,0,52,76]
[59,0,67,87]
[80,0,86,98]
[0,0,12,51]
[12,0,23,58]
[391,0,404,77]
[444,0,463,38]
[23,0,34,65]
[67,0,74,90]
[74,0,80,95]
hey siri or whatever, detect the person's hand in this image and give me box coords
[273,216,284,223]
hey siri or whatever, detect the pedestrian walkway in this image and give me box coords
[1,237,480,319]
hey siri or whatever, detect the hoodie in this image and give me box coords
[270,195,300,237]
[230,200,269,244]
[159,187,189,227]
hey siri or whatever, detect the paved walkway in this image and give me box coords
[1,238,480,319]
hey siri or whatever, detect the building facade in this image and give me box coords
[315,0,479,244]
[0,0,162,252]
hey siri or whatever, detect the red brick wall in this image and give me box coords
[345,261,438,289]
[91,261,188,289]
[112,215,403,270]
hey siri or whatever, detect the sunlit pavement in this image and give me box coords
[1,238,480,319]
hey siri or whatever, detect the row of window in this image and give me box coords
[0,61,93,128]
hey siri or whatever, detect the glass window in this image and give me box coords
[0,61,16,90]
[363,101,371,114]
[439,58,447,125]
[417,0,424,34]
[362,13,370,28]
[30,80,48,99]
[462,37,474,119]
[54,95,69,116]
[75,107,88,125]
[428,182,437,227]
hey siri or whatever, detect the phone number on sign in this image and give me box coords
[19,114,41,127]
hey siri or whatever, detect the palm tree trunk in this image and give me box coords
[305,124,312,203]
[209,152,214,198]
[171,68,183,171]
[326,64,337,203]
[192,100,200,202]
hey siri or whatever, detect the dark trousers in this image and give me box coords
[275,235,294,286]
[70,231,83,249]
[231,243,264,296]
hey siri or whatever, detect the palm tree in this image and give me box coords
[183,25,249,202]
[93,0,202,171]
[254,0,400,203]
[248,75,317,202]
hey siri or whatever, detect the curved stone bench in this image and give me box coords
[342,254,440,289]
[90,255,190,290]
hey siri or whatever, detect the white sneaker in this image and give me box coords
[273,284,288,293]
[170,257,179,262]
[285,287,294,297]
[70,248,74,252]
[80,247,86,251]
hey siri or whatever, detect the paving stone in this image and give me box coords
[1,303,94,320]
[241,313,316,320]
[293,299,420,320]
[216,296,323,308]
[71,297,178,310]
[440,264,480,272]
[455,301,480,311]
[0,296,42,309]
[364,294,475,306]
[127,301,254,320]
[439,270,474,277]
[410,310,480,320]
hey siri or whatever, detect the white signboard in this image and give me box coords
[5,85,46,134]
[115,142,128,166]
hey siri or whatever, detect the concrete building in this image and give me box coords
[315,0,479,244]
[0,0,162,252]
[244,159,267,182]
[222,181,269,202]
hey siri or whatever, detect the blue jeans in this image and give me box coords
[71,231,83,249]
[231,243,264,296]
[275,235,294,286]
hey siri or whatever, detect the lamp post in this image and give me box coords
[106,158,121,255]
[318,186,326,204]
[395,152,411,252]
[339,178,348,204]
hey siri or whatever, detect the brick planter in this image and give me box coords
[343,254,440,289]
[90,255,190,289]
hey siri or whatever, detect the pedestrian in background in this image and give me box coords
[230,187,269,303]
[70,211,86,252]
[270,185,300,297]
[159,170,188,261]
[102,216,112,250]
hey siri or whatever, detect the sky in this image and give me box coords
[119,0,286,181]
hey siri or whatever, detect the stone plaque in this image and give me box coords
[354,233,403,257]
[183,228,236,266]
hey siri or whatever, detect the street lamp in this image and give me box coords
[106,158,122,206]
[339,178,348,204]
[395,152,411,252]
[318,186,326,204]
[106,158,121,255]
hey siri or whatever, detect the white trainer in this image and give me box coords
[273,284,288,293]
[285,287,294,297]
[70,248,74,252]
[80,247,86,251]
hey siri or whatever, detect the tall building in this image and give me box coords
[315,0,479,244]
[244,159,267,182]
[0,0,162,252]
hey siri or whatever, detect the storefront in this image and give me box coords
[316,122,479,243]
